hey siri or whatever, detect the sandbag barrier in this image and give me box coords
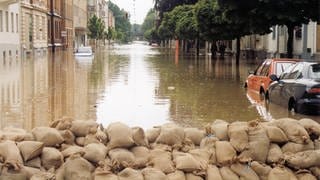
[0,118,319,179]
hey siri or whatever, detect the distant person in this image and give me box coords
[220,43,226,58]
[211,42,217,57]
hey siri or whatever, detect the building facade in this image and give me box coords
[73,0,87,49]
[62,0,73,49]
[0,1,20,61]
[47,0,63,51]
[21,0,48,54]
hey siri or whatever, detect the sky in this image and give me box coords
[110,0,154,25]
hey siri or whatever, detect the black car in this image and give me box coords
[267,62,320,115]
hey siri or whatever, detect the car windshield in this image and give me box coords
[309,64,320,79]
[275,62,296,76]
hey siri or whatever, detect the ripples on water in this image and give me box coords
[0,41,318,130]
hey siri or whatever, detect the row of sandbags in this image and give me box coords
[0,117,319,179]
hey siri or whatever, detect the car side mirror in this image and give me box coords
[269,74,279,81]
[248,70,255,75]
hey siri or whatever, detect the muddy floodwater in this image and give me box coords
[0,41,319,129]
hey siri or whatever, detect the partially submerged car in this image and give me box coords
[267,62,320,115]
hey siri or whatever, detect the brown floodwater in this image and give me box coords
[0,41,319,130]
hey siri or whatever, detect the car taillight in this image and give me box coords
[308,88,320,94]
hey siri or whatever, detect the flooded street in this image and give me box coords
[0,42,319,130]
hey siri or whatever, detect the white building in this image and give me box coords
[0,1,20,61]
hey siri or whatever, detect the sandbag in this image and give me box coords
[228,122,248,152]
[210,119,229,141]
[142,167,167,180]
[1,127,27,141]
[132,127,148,147]
[30,172,55,180]
[184,128,205,146]
[274,118,310,144]
[70,120,98,137]
[95,128,108,144]
[50,117,72,130]
[265,125,288,143]
[17,141,44,162]
[173,151,202,172]
[149,149,175,174]
[314,139,320,150]
[107,122,134,149]
[156,124,185,147]
[83,143,107,164]
[189,149,211,169]
[118,168,143,180]
[215,141,236,165]
[200,136,218,150]
[76,137,85,146]
[94,168,118,180]
[32,127,64,147]
[298,118,320,136]
[145,128,160,143]
[130,146,149,168]
[219,166,239,180]
[59,130,75,145]
[150,143,172,151]
[185,173,203,180]
[267,143,284,164]
[282,141,314,154]
[207,165,222,180]
[267,166,298,180]
[83,133,101,146]
[168,171,186,180]
[286,150,320,169]
[239,125,270,163]
[309,167,320,179]
[230,163,259,180]
[25,157,41,169]
[61,145,85,158]
[0,140,23,169]
[251,161,272,180]
[63,155,95,180]
[109,148,135,170]
[41,147,63,170]
[296,170,317,180]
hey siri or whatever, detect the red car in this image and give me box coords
[245,58,300,98]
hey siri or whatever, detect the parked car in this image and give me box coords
[267,62,320,114]
[245,58,299,98]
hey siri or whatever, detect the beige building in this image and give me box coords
[73,0,87,49]
[20,0,48,54]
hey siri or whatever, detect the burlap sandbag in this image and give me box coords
[132,127,149,147]
[0,167,28,180]
[107,122,134,149]
[109,148,135,170]
[251,161,272,180]
[83,143,107,164]
[173,151,202,172]
[274,118,310,144]
[282,141,314,154]
[299,118,320,136]
[265,125,288,143]
[61,145,85,158]
[156,124,185,147]
[314,139,320,150]
[0,140,23,169]
[145,128,160,143]
[130,146,149,168]
[296,170,317,180]
[189,149,211,170]
[95,128,108,144]
[286,150,320,169]
[149,149,175,174]
[94,168,118,180]
[184,128,205,146]
[50,117,72,130]
[207,165,223,180]
[17,141,44,162]
[215,141,236,165]
[228,122,248,152]
[168,171,186,180]
[25,157,41,169]
[41,147,63,170]
[210,119,229,141]
[310,167,320,179]
[63,155,95,180]
[239,125,270,163]
[267,166,297,180]
[76,137,85,146]
[70,120,98,137]
[1,127,27,142]
[142,167,167,180]
[200,136,218,150]
[185,173,203,180]
[230,163,259,180]
[30,172,55,180]
[267,143,284,164]
[219,166,239,180]
[150,143,172,151]
[83,133,101,146]
[59,130,75,145]
[118,168,143,180]
[32,127,64,147]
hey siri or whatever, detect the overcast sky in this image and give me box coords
[110,0,154,25]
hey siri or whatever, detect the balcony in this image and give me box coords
[0,0,18,4]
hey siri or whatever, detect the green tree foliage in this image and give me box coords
[88,15,105,40]
[141,9,156,33]
[154,0,198,21]
[108,1,132,43]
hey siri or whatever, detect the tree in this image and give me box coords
[154,0,198,21]
[88,15,105,45]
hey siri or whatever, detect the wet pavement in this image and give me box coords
[0,41,319,130]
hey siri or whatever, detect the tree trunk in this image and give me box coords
[236,37,241,65]
[196,39,200,56]
[286,24,294,58]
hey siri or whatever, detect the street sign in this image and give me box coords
[61,31,67,37]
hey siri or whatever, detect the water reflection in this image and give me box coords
[0,42,319,130]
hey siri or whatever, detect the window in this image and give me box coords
[286,63,304,79]
[254,61,266,76]
[0,11,2,32]
[36,15,40,39]
[260,60,272,76]
[309,64,320,79]
[280,64,297,79]
[275,62,296,76]
[11,12,14,32]
[5,11,8,32]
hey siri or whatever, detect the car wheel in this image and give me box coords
[259,89,265,101]
[288,98,297,113]
[244,82,248,88]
